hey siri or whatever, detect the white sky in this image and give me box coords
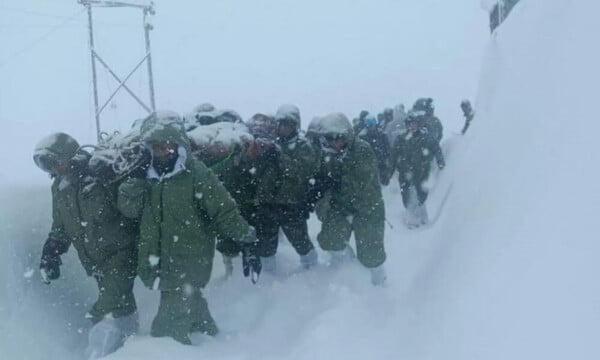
[0,0,488,185]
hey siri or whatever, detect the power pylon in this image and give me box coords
[78,0,156,142]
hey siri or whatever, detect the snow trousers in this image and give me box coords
[254,204,315,258]
[317,207,386,269]
[151,287,218,345]
[400,179,428,208]
[88,249,137,324]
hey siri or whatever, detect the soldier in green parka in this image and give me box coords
[186,119,261,278]
[461,99,474,135]
[117,111,261,345]
[390,110,445,228]
[204,144,257,277]
[313,113,387,286]
[252,104,320,273]
[33,133,139,359]
[413,98,443,143]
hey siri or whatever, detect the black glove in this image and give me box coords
[40,254,61,284]
[241,244,261,284]
[39,238,66,284]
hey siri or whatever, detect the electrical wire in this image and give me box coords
[0,5,135,28]
[0,5,81,20]
[0,8,86,68]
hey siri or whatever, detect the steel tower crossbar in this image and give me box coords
[78,0,156,142]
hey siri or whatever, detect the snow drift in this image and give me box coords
[417,0,600,358]
[1,0,600,359]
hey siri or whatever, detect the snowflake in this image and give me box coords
[23,268,35,279]
[148,255,160,266]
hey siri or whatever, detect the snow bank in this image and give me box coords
[415,0,600,358]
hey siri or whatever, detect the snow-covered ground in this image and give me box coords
[2,0,600,359]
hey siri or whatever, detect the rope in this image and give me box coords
[209,144,237,173]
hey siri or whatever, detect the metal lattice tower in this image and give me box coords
[78,0,156,142]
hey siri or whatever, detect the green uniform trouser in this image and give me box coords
[317,207,386,268]
[254,204,314,257]
[88,249,137,324]
[151,288,218,345]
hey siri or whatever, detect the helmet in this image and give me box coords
[363,115,378,128]
[140,111,189,148]
[247,113,276,140]
[33,133,80,173]
[192,102,216,113]
[319,113,353,139]
[188,103,219,127]
[413,98,434,115]
[275,104,301,128]
[460,99,472,111]
[318,113,353,152]
[404,110,426,125]
[215,109,242,123]
[194,111,218,126]
[306,116,323,137]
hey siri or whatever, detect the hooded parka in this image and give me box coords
[35,133,138,324]
[118,113,255,344]
[315,113,387,269]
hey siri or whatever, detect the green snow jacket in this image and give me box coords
[323,138,385,220]
[316,137,386,268]
[271,135,319,206]
[422,115,443,143]
[48,153,138,275]
[118,116,254,290]
[204,146,258,218]
[390,129,445,185]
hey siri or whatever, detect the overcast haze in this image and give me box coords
[0,0,487,185]
[4,2,600,359]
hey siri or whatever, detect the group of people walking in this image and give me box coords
[348,98,466,227]
[32,97,472,358]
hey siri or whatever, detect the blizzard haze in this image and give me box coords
[2,0,600,359]
[0,0,487,185]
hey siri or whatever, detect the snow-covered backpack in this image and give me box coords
[86,119,150,184]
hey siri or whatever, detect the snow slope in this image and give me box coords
[417,1,600,358]
[2,0,600,359]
